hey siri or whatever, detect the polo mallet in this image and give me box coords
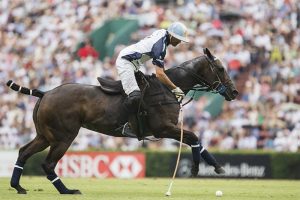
[165,105,184,196]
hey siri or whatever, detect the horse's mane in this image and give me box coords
[135,71,178,106]
[166,55,205,73]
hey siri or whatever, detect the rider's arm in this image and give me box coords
[150,31,180,90]
[155,67,177,90]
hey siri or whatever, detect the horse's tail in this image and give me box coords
[6,80,45,98]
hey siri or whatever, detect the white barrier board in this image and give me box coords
[0,151,18,177]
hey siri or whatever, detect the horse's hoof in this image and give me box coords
[64,189,81,194]
[14,185,27,194]
[71,190,82,194]
[17,190,27,194]
[190,164,199,177]
[214,166,225,174]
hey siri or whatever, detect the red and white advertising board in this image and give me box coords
[56,152,145,178]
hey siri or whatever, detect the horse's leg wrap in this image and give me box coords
[47,174,69,194]
[190,143,203,177]
[190,142,225,176]
[42,141,81,194]
[11,161,24,188]
[191,143,202,165]
[200,148,218,167]
[191,142,219,166]
[10,136,49,194]
[42,163,81,194]
[10,161,27,194]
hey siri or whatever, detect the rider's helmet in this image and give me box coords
[167,22,189,43]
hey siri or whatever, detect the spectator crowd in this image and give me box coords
[0,0,299,152]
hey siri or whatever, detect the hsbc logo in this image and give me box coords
[110,156,142,178]
[56,152,145,178]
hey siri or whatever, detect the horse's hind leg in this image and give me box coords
[10,136,49,194]
[42,141,81,194]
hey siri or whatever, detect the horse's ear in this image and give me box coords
[203,48,214,61]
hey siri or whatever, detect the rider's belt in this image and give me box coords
[131,60,141,72]
[121,55,141,72]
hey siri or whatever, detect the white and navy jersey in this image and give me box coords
[119,29,169,69]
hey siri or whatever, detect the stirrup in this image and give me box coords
[121,122,137,138]
[117,123,160,141]
[143,136,161,141]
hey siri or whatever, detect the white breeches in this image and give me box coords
[116,58,140,95]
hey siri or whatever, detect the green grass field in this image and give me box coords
[1,177,300,200]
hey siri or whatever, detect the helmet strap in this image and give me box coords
[169,35,173,43]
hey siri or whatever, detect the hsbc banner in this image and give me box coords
[56,152,145,178]
[175,154,272,179]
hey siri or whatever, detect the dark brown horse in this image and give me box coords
[7,48,238,194]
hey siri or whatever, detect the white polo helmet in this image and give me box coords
[167,22,189,43]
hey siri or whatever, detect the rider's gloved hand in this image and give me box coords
[172,87,184,102]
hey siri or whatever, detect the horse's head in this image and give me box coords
[193,48,239,101]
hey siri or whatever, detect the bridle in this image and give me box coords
[177,55,230,106]
[178,55,229,93]
[135,55,231,107]
[204,56,229,94]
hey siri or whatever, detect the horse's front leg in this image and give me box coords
[152,126,225,177]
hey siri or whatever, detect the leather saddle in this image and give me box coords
[97,77,124,94]
[97,77,149,140]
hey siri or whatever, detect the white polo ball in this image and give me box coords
[215,190,223,197]
[165,191,171,196]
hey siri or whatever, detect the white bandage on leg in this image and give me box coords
[14,165,23,170]
[200,147,206,153]
[51,177,60,183]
